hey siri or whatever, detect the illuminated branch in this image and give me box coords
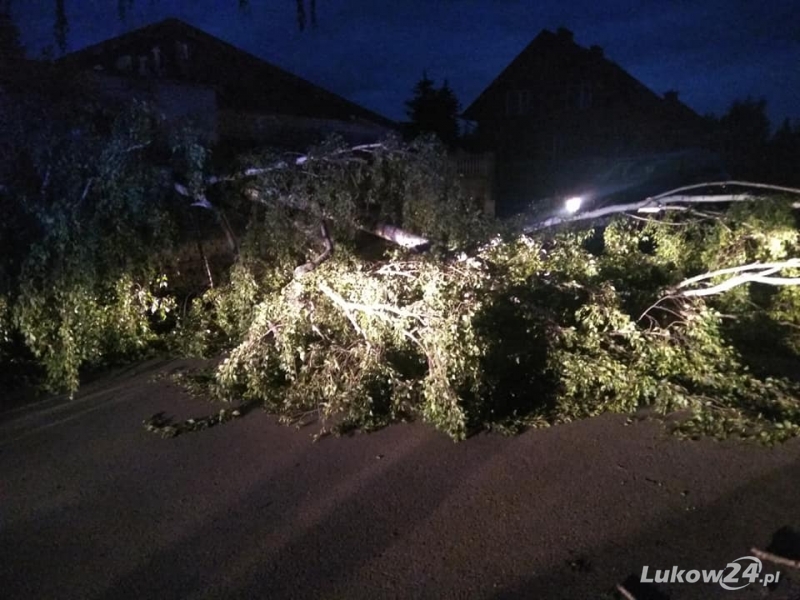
[677,259,800,297]
[526,181,800,231]
[175,143,430,250]
[318,281,426,323]
[318,281,366,338]
[649,180,800,201]
[205,143,388,185]
[615,584,637,600]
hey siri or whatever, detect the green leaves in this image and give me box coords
[204,195,800,441]
[2,99,185,396]
[4,91,799,444]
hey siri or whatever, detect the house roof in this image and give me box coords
[462,28,701,124]
[57,18,396,129]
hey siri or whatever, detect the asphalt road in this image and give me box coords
[2,359,800,599]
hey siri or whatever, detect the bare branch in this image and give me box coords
[180,143,429,250]
[318,281,366,338]
[615,584,637,600]
[76,178,93,206]
[677,260,800,297]
[241,186,430,250]
[635,194,756,212]
[122,142,151,153]
[751,547,800,570]
[197,238,214,289]
[206,164,289,185]
[205,143,388,185]
[682,274,800,297]
[370,222,430,249]
[526,181,800,232]
[294,221,335,278]
[649,180,800,202]
[678,260,800,288]
[318,282,425,324]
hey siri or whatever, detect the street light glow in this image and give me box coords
[564,196,583,214]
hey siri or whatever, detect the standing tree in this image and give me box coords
[714,97,771,180]
[767,118,800,186]
[0,0,24,61]
[404,72,461,146]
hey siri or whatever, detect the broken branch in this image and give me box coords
[294,221,335,278]
[751,547,800,570]
[615,584,637,600]
[677,260,800,297]
[526,181,800,232]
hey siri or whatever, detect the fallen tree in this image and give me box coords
[172,142,434,251]
[3,98,800,442]
[0,96,488,398]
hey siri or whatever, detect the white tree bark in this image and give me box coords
[525,181,800,231]
[677,259,800,297]
[175,142,431,250]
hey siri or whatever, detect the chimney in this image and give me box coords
[556,27,574,43]
[589,44,604,58]
[664,90,679,103]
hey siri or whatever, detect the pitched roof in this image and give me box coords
[463,28,699,123]
[58,18,396,129]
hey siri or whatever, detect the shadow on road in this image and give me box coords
[85,430,509,599]
[488,461,800,600]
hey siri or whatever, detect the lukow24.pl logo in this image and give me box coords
[641,556,780,590]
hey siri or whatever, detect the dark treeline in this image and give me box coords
[707,98,800,186]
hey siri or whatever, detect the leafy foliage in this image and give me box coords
[0,89,193,396]
[196,202,800,442]
[2,87,798,443]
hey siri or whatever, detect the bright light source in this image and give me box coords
[564,196,583,214]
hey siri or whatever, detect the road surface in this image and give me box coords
[2,359,799,599]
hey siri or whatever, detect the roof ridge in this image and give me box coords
[59,17,396,128]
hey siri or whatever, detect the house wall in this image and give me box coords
[87,73,219,142]
[465,31,710,213]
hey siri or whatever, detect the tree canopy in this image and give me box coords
[708,98,800,186]
[0,0,24,61]
[404,73,461,146]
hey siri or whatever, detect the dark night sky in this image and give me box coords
[12,0,800,127]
